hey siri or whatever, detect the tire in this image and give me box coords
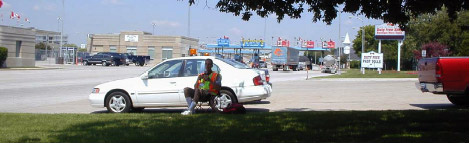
[447,94,469,106]
[105,91,132,113]
[210,90,237,112]
[102,61,107,66]
[83,61,89,66]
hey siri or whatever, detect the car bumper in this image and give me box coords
[238,84,272,102]
[89,93,106,108]
[416,82,443,93]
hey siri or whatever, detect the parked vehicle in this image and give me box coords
[416,57,469,105]
[259,61,267,68]
[271,46,299,71]
[321,55,337,74]
[128,55,150,66]
[83,54,113,66]
[97,52,125,66]
[298,62,305,70]
[120,53,132,66]
[89,56,272,113]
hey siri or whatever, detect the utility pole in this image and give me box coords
[152,23,157,35]
[337,11,341,75]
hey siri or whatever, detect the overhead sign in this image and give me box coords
[125,35,139,42]
[302,41,315,48]
[327,40,335,48]
[241,39,265,47]
[375,23,405,40]
[217,38,230,47]
[276,38,290,47]
[361,51,383,68]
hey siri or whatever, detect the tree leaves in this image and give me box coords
[188,0,468,25]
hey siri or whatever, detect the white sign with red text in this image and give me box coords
[375,23,405,40]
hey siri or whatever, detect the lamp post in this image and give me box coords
[349,16,365,73]
[152,23,157,35]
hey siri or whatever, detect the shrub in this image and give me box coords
[350,60,360,69]
[0,47,7,67]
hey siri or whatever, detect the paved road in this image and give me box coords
[0,63,460,113]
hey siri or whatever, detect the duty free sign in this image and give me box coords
[361,51,383,68]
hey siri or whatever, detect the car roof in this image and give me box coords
[165,56,217,61]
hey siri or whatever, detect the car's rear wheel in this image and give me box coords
[83,61,88,66]
[447,93,468,106]
[102,61,107,66]
[105,92,131,113]
[210,90,237,112]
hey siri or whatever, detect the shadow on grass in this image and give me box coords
[91,108,270,114]
[44,110,468,143]
[410,103,469,110]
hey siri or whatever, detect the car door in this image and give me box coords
[177,59,221,102]
[91,55,101,64]
[136,60,184,106]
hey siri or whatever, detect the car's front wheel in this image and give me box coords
[105,92,131,113]
[447,94,469,106]
[210,90,237,112]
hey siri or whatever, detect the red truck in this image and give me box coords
[416,57,469,105]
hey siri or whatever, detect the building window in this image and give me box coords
[16,41,22,57]
[110,46,117,53]
[162,47,173,60]
[127,46,137,55]
[148,46,155,59]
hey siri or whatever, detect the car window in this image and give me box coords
[183,59,202,77]
[148,60,183,79]
[217,58,250,69]
[196,60,220,74]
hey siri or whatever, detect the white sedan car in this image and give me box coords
[89,56,272,113]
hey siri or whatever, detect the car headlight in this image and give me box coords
[92,88,100,93]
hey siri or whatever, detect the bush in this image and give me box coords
[0,47,7,67]
[350,60,360,69]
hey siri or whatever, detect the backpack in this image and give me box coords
[222,103,246,114]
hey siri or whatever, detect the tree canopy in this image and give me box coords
[188,0,468,26]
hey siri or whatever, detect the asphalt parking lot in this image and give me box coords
[0,63,461,113]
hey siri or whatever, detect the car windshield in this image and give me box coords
[217,58,250,69]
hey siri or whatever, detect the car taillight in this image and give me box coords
[265,75,270,83]
[253,76,263,86]
[435,61,442,82]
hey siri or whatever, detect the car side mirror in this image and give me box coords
[140,72,149,80]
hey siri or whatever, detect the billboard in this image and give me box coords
[302,41,315,48]
[276,38,290,47]
[327,40,335,48]
[217,38,230,47]
[375,23,405,40]
[241,39,265,47]
[361,51,383,68]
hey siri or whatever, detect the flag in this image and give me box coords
[25,18,29,23]
[16,13,20,19]
[0,0,3,8]
[10,11,14,19]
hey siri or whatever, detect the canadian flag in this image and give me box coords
[10,11,14,19]
[25,18,29,23]
[16,13,20,19]
[0,0,3,8]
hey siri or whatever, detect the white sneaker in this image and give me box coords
[181,110,193,115]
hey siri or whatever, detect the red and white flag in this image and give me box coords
[10,11,14,19]
[0,0,4,8]
[16,13,20,19]
[25,18,29,23]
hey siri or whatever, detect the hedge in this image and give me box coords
[0,47,7,68]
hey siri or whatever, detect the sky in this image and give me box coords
[0,0,384,47]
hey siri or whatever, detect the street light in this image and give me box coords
[152,23,157,35]
[349,16,365,72]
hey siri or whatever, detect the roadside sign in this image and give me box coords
[361,51,383,68]
[375,23,405,40]
[421,50,426,57]
[217,38,230,46]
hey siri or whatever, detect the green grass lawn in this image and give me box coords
[0,110,467,143]
[316,69,418,78]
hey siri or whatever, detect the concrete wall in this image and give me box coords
[0,26,36,68]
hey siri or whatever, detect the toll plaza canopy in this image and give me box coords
[205,44,330,51]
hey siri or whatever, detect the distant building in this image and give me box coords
[0,25,36,67]
[34,29,68,49]
[87,31,198,64]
